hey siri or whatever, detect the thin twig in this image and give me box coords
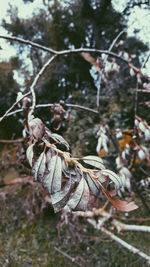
[0,55,57,123]
[112,219,150,233]
[29,54,57,116]
[96,30,125,108]
[104,30,125,63]
[0,176,32,187]
[137,89,150,93]
[54,247,81,266]
[6,103,99,118]
[0,34,56,54]
[0,138,23,143]
[0,91,30,122]
[142,52,150,69]
[0,34,145,122]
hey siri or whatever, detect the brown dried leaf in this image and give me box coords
[102,189,138,212]
[101,169,121,188]
[28,117,45,140]
[81,52,100,70]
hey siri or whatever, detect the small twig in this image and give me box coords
[96,30,125,108]
[73,209,112,219]
[104,30,125,64]
[6,103,99,118]
[54,247,81,266]
[0,55,57,123]
[0,34,56,54]
[0,176,32,187]
[112,219,150,233]
[142,52,150,69]
[29,54,57,116]
[137,89,150,93]
[0,138,23,143]
[0,91,30,122]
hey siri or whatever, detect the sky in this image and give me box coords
[0,0,150,72]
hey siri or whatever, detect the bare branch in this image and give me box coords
[0,55,57,123]
[112,219,150,233]
[29,54,57,116]
[0,34,56,54]
[104,30,125,64]
[0,91,31,122]
[54,247,81,266]
[6,103,99,118]
[0,34,131,64]
[137,89,150,93]
[87,219,150,265]
[101,227,150,264]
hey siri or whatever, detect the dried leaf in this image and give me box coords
[46,149,52,171]
[32,151,46,181]
[85,173,101,197]
[101,169,121,188]
[65,177,85,210]
[28,117,45,140]
[51,179,74,212]
[51,156,62,193]
[82,155,105,169]
[81,52,100,70]
[43,152,57,193]
[76,179,90,210]
[26,143,34,167]
[102,189,138,212]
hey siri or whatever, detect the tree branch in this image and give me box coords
[101,227,150,264]
[0,91,31,122]
[29,54,57,116]
[112,219,150,233]
[5,103,99,118]
[0,34,131,64]
[87,218,150,265]
[0,34,56,54]
[0,55,57,123]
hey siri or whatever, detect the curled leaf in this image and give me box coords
[82,155,105,169]
[32,151,46,181]
[101,169,121,188]
[102,189,138,212]
[26,143,34,167]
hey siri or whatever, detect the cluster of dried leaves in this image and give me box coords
[25,113,138,213]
